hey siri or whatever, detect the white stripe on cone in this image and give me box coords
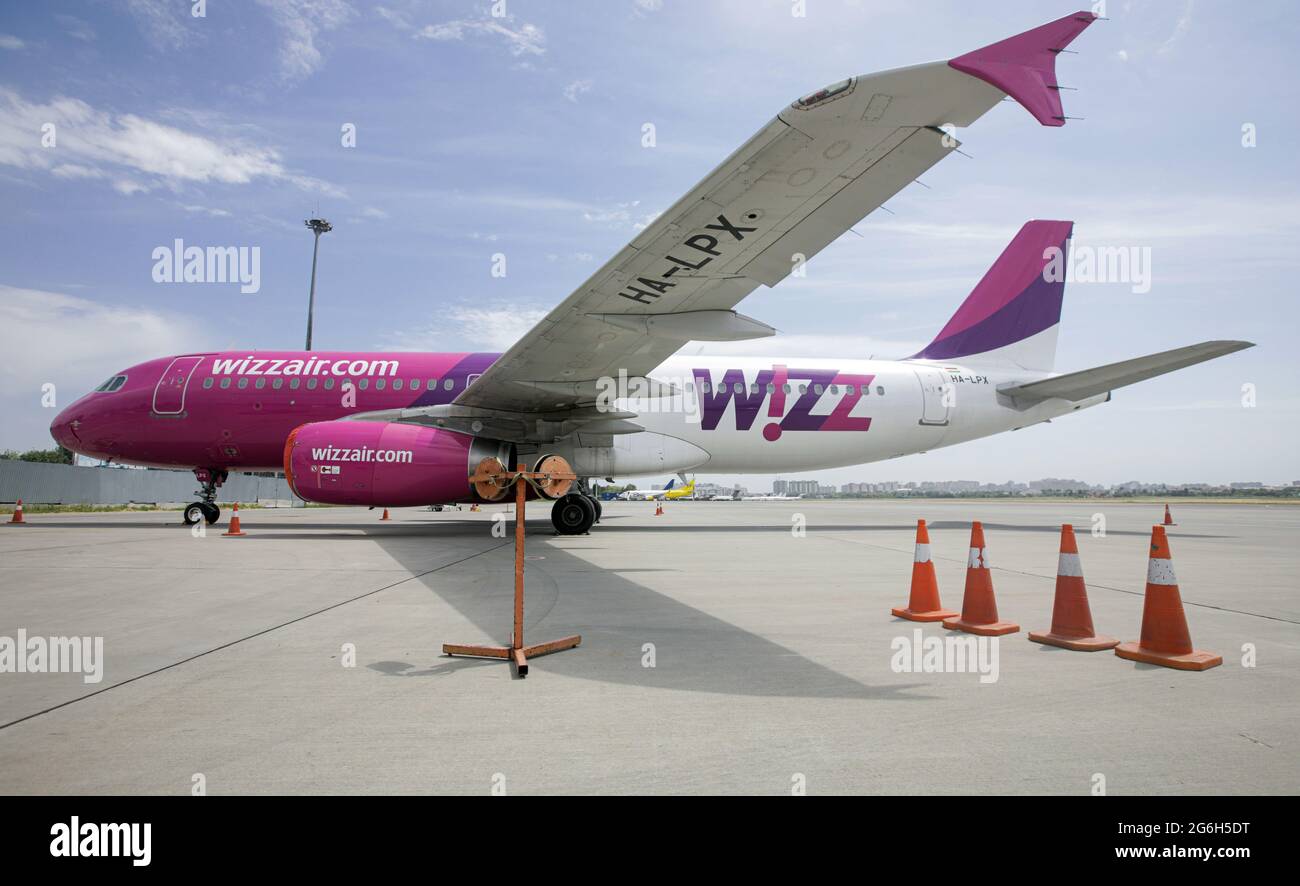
[1057,552,1083,577]
[1147,557,1178,586]
[914,543,931,563]
[967,547,989,569]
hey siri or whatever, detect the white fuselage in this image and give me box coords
[556,355,1105,478]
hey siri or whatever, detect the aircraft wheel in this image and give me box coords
[201,503,221,525]
[183,502,205,526]
[552,494,596,535]
[590,497,602,522]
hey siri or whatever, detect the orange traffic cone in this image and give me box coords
[8,499,25,525]
[1115,526,1221,670]
[1163,504,1176,526]
[655,502,663,516]
[1028,525,1118,651]
[222,503,247,537]
[380,507,391,521]
[892,519,957,621]
[943,521,1019,636]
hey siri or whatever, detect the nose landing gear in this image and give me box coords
[183,468,227,526]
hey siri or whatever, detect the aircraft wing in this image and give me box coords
[455,12,1100,421]
[997,341,1255,404]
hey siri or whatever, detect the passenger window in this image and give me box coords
[306,378,318,390]
[798,385,807,394]
[358,379,369,391]
[830,385,839,395]
[702,382,711,394]
[427,379,437,390]
[202,378,214,389]
[272,378,283,390]
[845,384,855,395]
[443,378,455,391]
[237,378,249,389]
[220,378,232,389]
[375,379,386,390]
[876,385,885,396]
[813,384,823,395]
[749,384,759,394]
[289,378,300,390]
[255,378,266,390]
[323,378,335,391]
[733,382,743,394]
[392,379,403,391]
[782,384,791,394]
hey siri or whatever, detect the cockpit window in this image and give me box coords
[95,375,128,393]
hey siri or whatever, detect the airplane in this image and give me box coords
[49,11,1253,537]
[664,479,697,501]
[741,493,805,502]
[617,479,679,501]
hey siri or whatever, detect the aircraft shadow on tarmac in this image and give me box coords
[344,518,926,701]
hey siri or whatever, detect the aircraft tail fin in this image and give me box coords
[912,220,1072,371]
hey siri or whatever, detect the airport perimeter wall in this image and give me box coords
[0,461,298,507]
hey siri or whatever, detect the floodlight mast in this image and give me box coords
[304,218,332,350]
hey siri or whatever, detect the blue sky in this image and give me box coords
[1,0,1296,487]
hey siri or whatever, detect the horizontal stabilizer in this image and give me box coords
[998,341,1254,403]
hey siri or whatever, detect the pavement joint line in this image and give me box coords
[0,539,512,733]
[813,532,1300,626]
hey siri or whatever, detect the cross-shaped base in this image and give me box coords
[442,459,582,678]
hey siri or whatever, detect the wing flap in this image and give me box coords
[998,341,1254,403]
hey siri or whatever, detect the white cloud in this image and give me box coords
[0,34,25,50]
[634,0,664,12]
[563,79,593,103]
[0,284,207,396]
[254,0,354,83]
[582,199,661,231]
[1158,0,1195,55]
[123,0,188,49]
[384,304,549,352]
[412,15,545,57]
[0,88,341,196]
[178,203,232,217]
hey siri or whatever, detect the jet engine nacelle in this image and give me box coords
[284,420,513,507]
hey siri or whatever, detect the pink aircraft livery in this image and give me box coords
[51,12,1251,534]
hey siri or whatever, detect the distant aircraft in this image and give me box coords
[618,479,678,501]
[51,12,1251,537]
[741,493,805,502]
[664,478,696,501]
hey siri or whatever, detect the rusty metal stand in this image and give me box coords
[442,462,581,677]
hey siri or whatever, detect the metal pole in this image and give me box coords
[305,230,320,350]
[303,218,331,351]
[514,464,526,651]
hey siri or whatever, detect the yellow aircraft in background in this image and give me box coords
[664,478,696,501]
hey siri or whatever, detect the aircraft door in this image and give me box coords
[153,356,205,415]
[914,367,951,427]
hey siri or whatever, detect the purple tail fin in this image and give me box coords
[911,220,1072,369]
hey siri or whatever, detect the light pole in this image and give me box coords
[304,218,332,350]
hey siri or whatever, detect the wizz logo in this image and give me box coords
[693,365,874,441]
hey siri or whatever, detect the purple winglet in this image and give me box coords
[949,11,1099,127]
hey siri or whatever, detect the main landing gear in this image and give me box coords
[549,479,602,536]
[183,468,227,526]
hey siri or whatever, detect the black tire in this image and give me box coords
[201,503,220,525]
[589,496,602,522]
[183,503,205,526]
[551,494,596,535]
